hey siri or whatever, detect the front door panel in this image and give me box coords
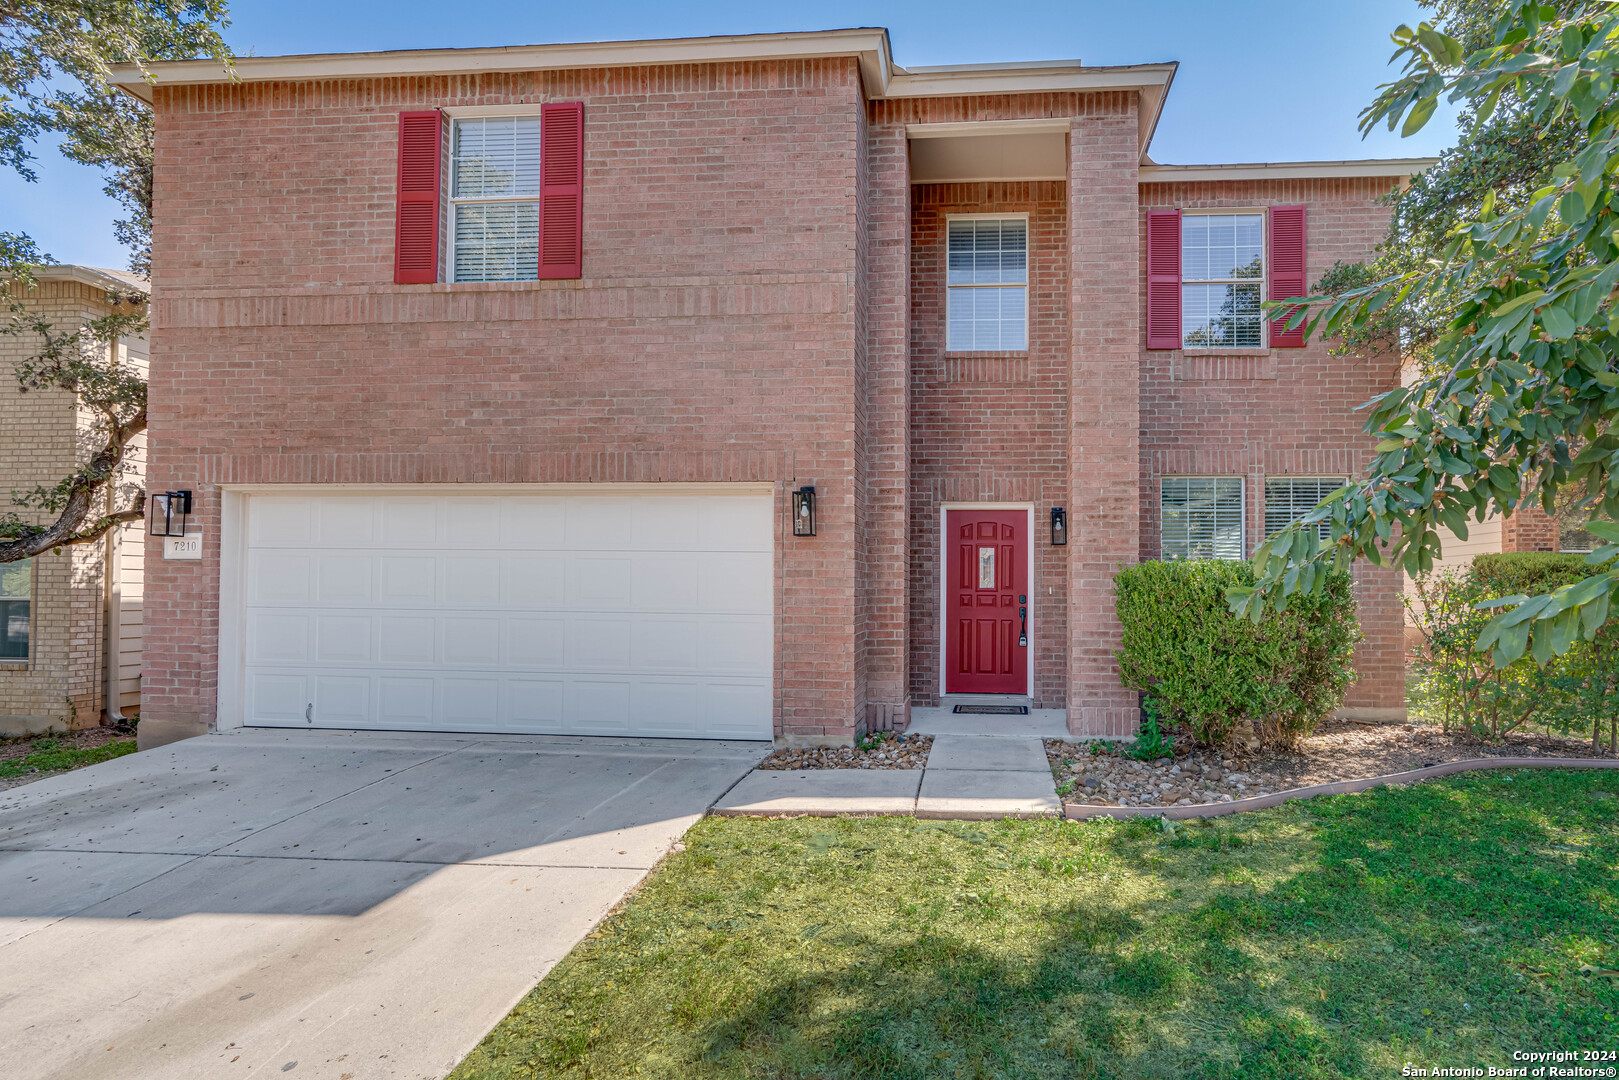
[944,509,1028,695]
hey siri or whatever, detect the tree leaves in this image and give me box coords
[1231,1,1619,669]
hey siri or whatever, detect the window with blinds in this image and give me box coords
[947,218,1028,351]
[1264,477,1347,541]
[1161,477,1245,560]
[450,117,541,282]
[1182,213,1264,348]
[1,557,31,661]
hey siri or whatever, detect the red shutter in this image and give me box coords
[538,102,584,279]
[1268,205,1307,347]
[394,111,441,285]
[1146,209,1181,349]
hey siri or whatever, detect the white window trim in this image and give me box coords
[937,504,1035,698]
[1180,208,1267,351]
[1159,475,1247,561]
[944,212,1031,354]
[0,556,34,664]
[446,114,544,285]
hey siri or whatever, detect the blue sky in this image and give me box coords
[4,0,1460,270]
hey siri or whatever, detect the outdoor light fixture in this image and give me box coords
[792,485,817,537]
[1050,506,1067,546]
[149,490,193,537]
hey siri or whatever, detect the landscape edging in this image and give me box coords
[1062,757,1619,820]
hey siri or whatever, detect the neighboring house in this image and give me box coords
[110,29,1430,749]
[0,266,147,735]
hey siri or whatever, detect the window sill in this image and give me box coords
[1176,348,1273,357]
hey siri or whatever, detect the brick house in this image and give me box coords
[109,29,1428,749]
[0,266,147,734]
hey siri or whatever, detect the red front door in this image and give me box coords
[944,509,1028,695]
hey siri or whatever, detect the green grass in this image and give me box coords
[450,771,1619,1079]
[0,737,136,779]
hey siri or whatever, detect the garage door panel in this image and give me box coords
[443,617,499,666]
[446,499,502,548]
[316,675,371,726]
[380,498,441,546]
[444,556,500,605]
[632,556,701,610]
[700,552,772,612]
[500,499,567,548]
[443,678,499,728]
[508,678,565,729]
[571,616,633,668]
[700,497,771,551]
[248,613,310,663]
[316,615,371,663]
[570,679,631,733]
[379,615,436,664]
[632,616,702,672]
[317,499,377,546]
[378,677,434,726]
[250,497,314,547]
[380,557,437,602]
[249,553,313,603]
[317,555,373,602]
[243,492,772,739]
[506,617,566,667]
[506,556,566,605]
[568,557,633,607]
[249,673,309,724]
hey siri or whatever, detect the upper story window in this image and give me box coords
[1,557,32,661]
[1182,213,1264,348]
[1265,477,1347,541]
[450,116,542,282]
[946,217,1028,351]
[1161,477,1245,560]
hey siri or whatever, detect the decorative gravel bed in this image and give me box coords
[1046,720,1617,809]
[757,732,931,770]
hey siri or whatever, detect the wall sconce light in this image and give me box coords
[792,485,817,537]
[1050,506,1067,546]
[149,490,193,537]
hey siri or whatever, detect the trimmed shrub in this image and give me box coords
[1113,559,1360,750]
[1408,551,1618,748]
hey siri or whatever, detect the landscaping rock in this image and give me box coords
[758,733,931,771]
[1044,718,1617,810]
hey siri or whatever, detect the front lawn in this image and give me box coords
[451,770,1619,1079]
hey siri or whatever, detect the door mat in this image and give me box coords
[952,705,1030,715]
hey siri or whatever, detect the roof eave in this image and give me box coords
[1139,158,1438,182]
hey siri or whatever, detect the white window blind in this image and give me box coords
[450,117,541,282]
[1265,477,1347,541]
[947,218,1028,351]
[0,557,31,660]
[1182,214,1264,348]
[1161,477,1245,560]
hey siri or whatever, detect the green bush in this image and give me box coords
[1408,551,1618,748]
[1411,553,1612,748]
[1114,559,1360,750]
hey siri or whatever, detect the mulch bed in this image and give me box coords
[0,724,136,793]
[1047,719,1618,810]
[758,732,931,770]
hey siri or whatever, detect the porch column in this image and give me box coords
[1066,99,1143,737]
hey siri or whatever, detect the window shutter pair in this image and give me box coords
[392,103,585,284]
[1143,205,1308,349]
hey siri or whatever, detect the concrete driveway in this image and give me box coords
[0,729,763,1080]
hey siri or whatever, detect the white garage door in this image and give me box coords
[239,491,773,739]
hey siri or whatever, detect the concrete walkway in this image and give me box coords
[0,729,763,1080]
[714,734,1060,819]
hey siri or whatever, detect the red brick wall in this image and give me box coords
[1138,178,1407,712]
[1501,506,1560,552]
[142,59,869,742]
[907,180,1070,708]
